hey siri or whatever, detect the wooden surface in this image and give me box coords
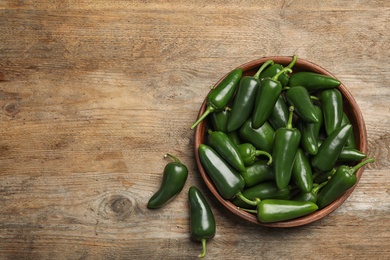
[0,1,389,259]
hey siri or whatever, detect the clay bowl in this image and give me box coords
[193,56,368,227]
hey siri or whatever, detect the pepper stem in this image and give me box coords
[198,239,207,258]
[286,55,297,69]
[235,191,258,207]
[254,150,273,165]
[191,105,215,129]
[164,153,181,164]
[286,106,295,129]
[312,181,328,196]
[253,60,274,79]
[350,158,375,174]
[272,67,293,81]
[238,207,257,214]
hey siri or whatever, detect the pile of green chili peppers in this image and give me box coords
[193,55,375,223]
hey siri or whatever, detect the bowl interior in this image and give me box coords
[194,56,368,227]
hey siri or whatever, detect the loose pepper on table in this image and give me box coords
[259,55,297,87]
[236,143,272,166]
[241,160,275,188]
[273,106,301,190]
[227,60,274,132]
[317,158,375,209]
[285,86,319,124]
[147,154,188,209]
[252,67,293,129]
[288,71,341,93]
[191,68,242,129]
[188,186,216,258]
[298,105,323,155]
[239,118,275,153]
[320,88,344,136]
[292,148,313,193]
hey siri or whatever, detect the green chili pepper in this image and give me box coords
[236,143,272,166]
[273,106,301,190]
[292,148,313,193]
[286,86,319,124]
[311,124,352,172]
[147,154,188,209]
[268,95,289,130]
[208,130,246,172]
[293,181,328,203]
[317,139,367,163]
[252,67,293,129]
[188,186,216,258]
[341,112,356,148]
[298,105,323,155]
[320,89,343,136]
[191,68,242,129]
[259,55,297,86]
[227,60,274,132]
[317,158,375,209]
[241,160,275,188]
[232,181,290,208]
[239,118,275,153]
[209,107,230,132]
[226,130,242,147]
[288,72,341,93]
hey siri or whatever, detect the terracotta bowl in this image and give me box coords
[193,56,368,227]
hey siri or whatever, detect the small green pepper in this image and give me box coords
[320,89,343,136]
[236,143,272,166]
[311,124,352,172]
[227,60,274,132]
[317,139,367,163]
[252,67,293,129]
[298,105,323,155]
[286,86,319,124]
[267,95,289,130]
[191,68,242,129]
[288,72,341,92]
[292,148,313,193]
[189,186,216,258]
[209,107,230,132]
[239,118,275,153]
[259,55,297,86]
[317,158,375,209]
[273,106,301,190]
[241,160,275,188]
[147,154,188,209]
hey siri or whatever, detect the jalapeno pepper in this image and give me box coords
[273,106,301,190]
[317,139,367,163]
[259,55,297,86]
[293,181,328,203]
[188,186,216,258]
[227,60,274,132]
[241,160,275,188]
[298,105,323,155]
[341,112,356,148]
[147,154,188,209]
[209,107,230,132]
[311,124,352,172]
[285,86,319,124]
[320,89,343,136]
[239,118,275,153]
[268,95,289,130]
[292,148,313,193]
[191,68,242,129]
[288,71,341,93]
[317,158,375,209]
[236,143,272,166]
[252,67,293,129]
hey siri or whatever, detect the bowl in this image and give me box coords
[193,56,368,227]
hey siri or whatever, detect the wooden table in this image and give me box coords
[1,1,389,259]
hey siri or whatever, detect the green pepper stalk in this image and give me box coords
[236,143,272,166]
[288,71,341,93]
[259,55,297,86]
[273,106,301,190]
[188,186,216,258]
[239,118,275,153]
[227,60,274,132]
[147,154,188,209]
[241,160,275,188]
[191,68,242,129]
[208,130,246,172]
[317,158,375,209]
[320,89,344,136]
[311,124,352,172]
[298,105,323,155]
[252,67,293,129]
[292,148,313,193]
[286,86,320,124]
[293,181,328,203]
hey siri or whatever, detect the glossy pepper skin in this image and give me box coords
[241,160,275,188]
[227,60,274,132]
[236,143,272,166]
[311,124,352,172]
[198,144,245,200]
[147,154,188,209]
[317,139,367,163]
[273,106,301,190]
[288,72,341,93]
[252,68,293,129]
[209,108,230,132]
[239,118,275,153]
[268,95,289,130]
[286,86,319,124]
[341,112,356,148]
[208,130,246,172]
[188,186,216,258]
[259,55,297,87]
[317,158,375,209]
[298,105,323,155]
[292,148,313,193]
[191,68,242,129]
[320,89,343,136]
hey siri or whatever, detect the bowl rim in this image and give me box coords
[193,56,368,227]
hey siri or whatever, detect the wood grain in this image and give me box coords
[0,1,389,259]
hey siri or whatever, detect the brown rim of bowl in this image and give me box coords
[193,56,368,227]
